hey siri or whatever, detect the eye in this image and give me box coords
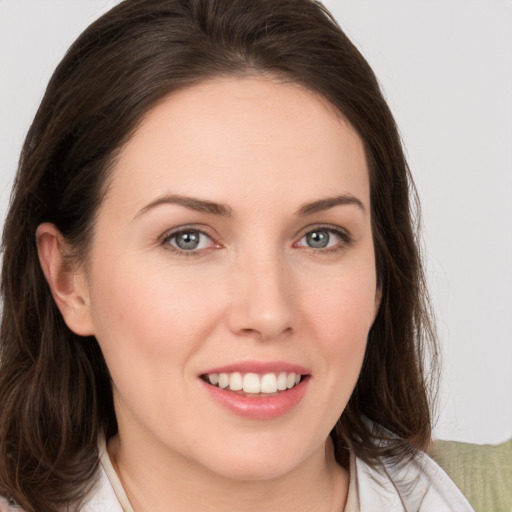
[295,227,350,251]
[163,229,216,252]
[303,230,334,249]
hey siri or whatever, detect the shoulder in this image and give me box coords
[0,461,124,512]
[354,449,475,512]
[0,466,123,512]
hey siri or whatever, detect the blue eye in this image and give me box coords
[165,229,214,252]
[304,230,332,248]
[296,227,349,251]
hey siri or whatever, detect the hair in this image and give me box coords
[0,0,438,510]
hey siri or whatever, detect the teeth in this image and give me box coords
[206,371,303,394]
[229,372,243,391]
[260,373,277,393]
[243,373,260,393]
[218,373,229,389]
[277,372,288,391]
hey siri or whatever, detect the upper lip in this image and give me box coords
[200,361,310,376]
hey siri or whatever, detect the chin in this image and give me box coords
[196,438,316,482]
[208,457,299,482]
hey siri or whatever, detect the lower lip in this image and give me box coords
[200,378,309,420]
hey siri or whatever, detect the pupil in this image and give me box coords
[176,231,200,250]
[307,230,329,248]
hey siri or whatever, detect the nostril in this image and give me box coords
[237,325,293,342]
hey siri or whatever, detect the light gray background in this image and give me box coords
[1,0,511,444]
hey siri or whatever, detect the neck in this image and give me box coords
[108,431,349,512]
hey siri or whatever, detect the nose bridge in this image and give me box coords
[227,241,294,340]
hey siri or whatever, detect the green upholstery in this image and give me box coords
[431,438,512,512]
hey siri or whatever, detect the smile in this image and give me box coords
[202,372,303,395]
[199,363,310,420]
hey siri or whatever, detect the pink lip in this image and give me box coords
[200,360,310,376]
[199,361,310,420]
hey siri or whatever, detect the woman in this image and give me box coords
[0,0,474,510]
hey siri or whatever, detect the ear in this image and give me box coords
[36,222,95,336]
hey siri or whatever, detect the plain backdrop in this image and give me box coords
[0,0,511,445]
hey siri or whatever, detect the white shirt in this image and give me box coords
[0,437,474,512]
[76,437,474,512]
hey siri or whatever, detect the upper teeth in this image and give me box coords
[207,372,302,394]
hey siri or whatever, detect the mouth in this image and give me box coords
[200,371,306,396]
[199,364,311,419]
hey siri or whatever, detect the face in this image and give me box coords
[78,77,379,480]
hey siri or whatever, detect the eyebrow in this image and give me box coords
[296,194,366,216]
[134,194,233,219]
[134,192,365,220]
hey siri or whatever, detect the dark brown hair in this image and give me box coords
[0,0,437,510]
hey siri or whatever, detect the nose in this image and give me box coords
[226,250,295,341]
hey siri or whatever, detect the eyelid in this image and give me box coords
[294,223,352,240]
[160,224,221,254]
[293,223,354,250]
[158,223,353,256]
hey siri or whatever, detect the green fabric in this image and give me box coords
[431,438,512,512]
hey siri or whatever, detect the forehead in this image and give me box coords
[107,76,369,216]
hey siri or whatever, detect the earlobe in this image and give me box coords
[36,223,95,336]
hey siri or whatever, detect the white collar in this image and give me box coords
[80,436,133,512]
[354,448,474,511]
[84,436,473,512]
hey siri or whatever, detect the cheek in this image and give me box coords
[301,262,377,394]
[87,258,220,400]
[91,257,213,340]
[87,263,218,427]
[294,274,374,438]
[305,265,377,342]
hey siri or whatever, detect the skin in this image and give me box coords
[37,76,380,511]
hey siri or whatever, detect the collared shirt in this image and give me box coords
[77,437,473,512]
[0,437,474,512]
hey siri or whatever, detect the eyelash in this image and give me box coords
[160,224,353,256]
[295,224,353,254]
[160,226,218,257]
